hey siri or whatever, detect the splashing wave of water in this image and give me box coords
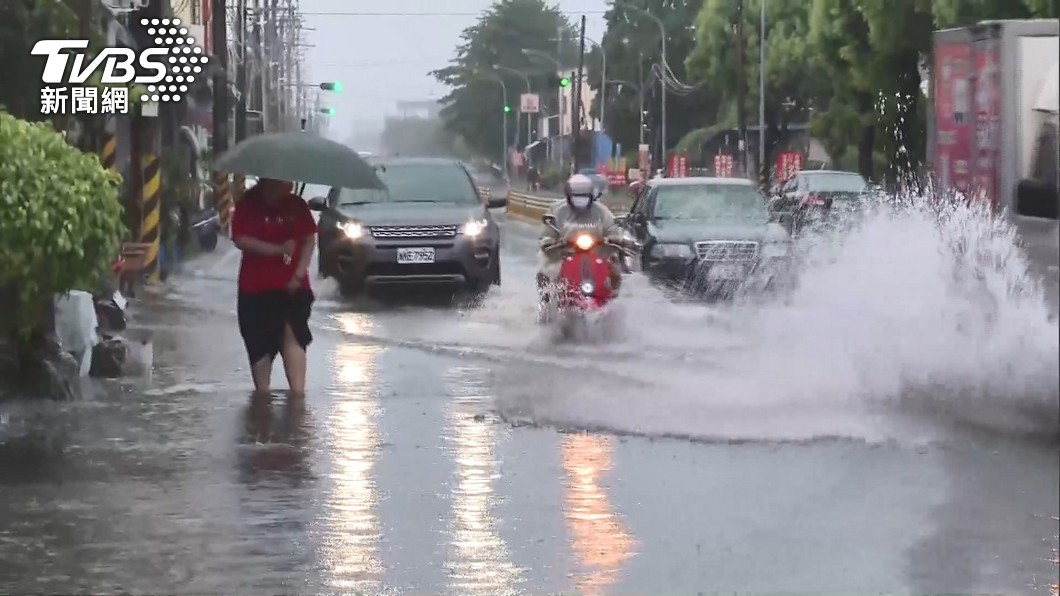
[465,197,1058,444]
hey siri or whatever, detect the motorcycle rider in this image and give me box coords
[537,173,628,301]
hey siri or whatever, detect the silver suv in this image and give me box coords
[309,157,507,297]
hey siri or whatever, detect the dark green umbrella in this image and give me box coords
[215,132,383,190]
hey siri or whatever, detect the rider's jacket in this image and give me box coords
[538,200,624,257]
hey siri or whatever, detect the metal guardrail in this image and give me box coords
[506,190,559,220]
[478,186,630,221]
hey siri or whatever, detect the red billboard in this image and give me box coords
[973,39,1001,209]
[933,42,974,194]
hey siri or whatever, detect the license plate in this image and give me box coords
[397,247,435,264]
[708,263,746,279]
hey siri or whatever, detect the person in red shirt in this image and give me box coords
[231,178,317,396]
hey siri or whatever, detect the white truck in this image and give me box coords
[927,19,1059,309]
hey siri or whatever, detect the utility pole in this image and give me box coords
[235,0,247,142]
[572,14,586,173]
[758,0,766,188]
[212,0,229,155]
[638,54,645,145]
[556,24,564,169]
[735,0,748,177]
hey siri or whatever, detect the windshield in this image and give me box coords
[804,173,868,193]
[652,184,769,222]
[335,162,479,205]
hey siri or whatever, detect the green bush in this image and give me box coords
[0,111,125,336]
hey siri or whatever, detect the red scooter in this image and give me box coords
[538,214,636,330]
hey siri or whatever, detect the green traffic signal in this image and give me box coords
[503,105,511,113]
[559,77,570,87]
[320,82,342,92]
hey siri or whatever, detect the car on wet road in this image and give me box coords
[621,177,793,297]
[310,157,507,297]
[769,169,872,234]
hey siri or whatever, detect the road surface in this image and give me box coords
[0,210,1057,594]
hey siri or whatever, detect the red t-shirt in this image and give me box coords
[231,190,317,294]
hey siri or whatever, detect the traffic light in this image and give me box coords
[319,107,335,115]
[320,82,342,92]
[503,105,511,113]
[546,74,572,89]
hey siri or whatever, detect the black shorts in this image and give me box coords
[237,289,314,365]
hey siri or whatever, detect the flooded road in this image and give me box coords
[0,211,1057,594]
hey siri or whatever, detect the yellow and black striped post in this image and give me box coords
[215,171,232,234]
[141,155,161,284]
[101,134,117,172]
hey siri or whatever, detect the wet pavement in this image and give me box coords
[0,212,1057,594]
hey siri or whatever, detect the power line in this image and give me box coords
[299,10,608,16]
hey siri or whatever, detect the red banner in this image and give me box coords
[775,151,803,182]
[934,42,974,194]
[713,154,734,177]
[973,40,1001,209]
[667,154,688,177]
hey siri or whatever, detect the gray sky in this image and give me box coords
[299,0,609,142]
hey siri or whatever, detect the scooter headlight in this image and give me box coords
[580,282,595,294]
[339,221,364,239]
[574,234,595,251]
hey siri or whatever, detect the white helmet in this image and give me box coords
[565,174,597,209]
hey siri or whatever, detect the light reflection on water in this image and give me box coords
[444,365,523,595]
[323,313,383,592]
[562,434,637,595]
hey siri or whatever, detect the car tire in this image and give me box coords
[490,249,501,286]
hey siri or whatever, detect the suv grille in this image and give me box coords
[370,225,458,239]
[695,241,759,261]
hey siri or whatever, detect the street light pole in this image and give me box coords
[617,3,666,159]
[496,65,531,150]
[758,0,766,187]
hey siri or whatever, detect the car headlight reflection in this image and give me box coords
[462,219,487,237]
[339,221,364,239]
[650,243,693,259]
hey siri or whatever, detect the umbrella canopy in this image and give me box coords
[1033,62,1058,114]
[215,132,384,189]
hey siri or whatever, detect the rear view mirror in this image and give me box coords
[487,196,507,209]
[614,214,628,225]
[307,196,327,211]
[542,213,560,231]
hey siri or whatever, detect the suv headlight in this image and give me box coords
[339,221,364,239]
[462,218,487,237]
[650,243,693,259]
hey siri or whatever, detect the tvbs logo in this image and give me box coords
[32,19,206,114]
[32,40,167,85]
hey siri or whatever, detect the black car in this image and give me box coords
[621,177,793,297]
[309,157,507,297]
[769,170,871,233]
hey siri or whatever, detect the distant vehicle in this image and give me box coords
[578,168,608,196]
[309,157,507,298]
[621,177,793,298]
[770,170,871,233]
